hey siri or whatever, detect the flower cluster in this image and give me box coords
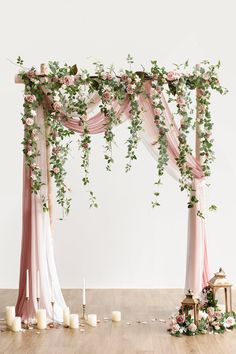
[18,57,227,214]
[168,287,236,337]
[21,73,44,194]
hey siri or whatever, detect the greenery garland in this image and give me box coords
[17,56,227,215]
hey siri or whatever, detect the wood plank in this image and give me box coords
[1,289,236,354]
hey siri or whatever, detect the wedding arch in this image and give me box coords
[15,57,226,321]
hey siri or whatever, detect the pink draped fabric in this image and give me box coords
[139,82,210,294]
[16,106,66,322]
[16,82,210,321]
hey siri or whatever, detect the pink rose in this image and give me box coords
[171,324,180,334]
[176,314,185,324]
[225,316,235,328]
[53,167,60,174]
[203,72,210,81]
[25,117,34,126]
[154,108,162,116]
[198,104,206,114]
[197,88,205,97]
[24,94,36,103]
[26,70,36,79]
[166,71,179,81]
[53,102,63,112]
[152,74,158,80]
[176,96,185,106]
[62,75,75,86]
[188,323,197,332]
[207,307,215,317]
[102,90,112,102]
[121,74,129,82]
[102,72,113,80]
[52,147,61,155]
[126,83,136,95]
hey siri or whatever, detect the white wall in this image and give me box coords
[0,0,235,289]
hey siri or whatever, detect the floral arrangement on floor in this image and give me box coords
[16,56,227,215]
[168,286,236,336]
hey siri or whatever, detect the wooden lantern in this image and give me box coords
[181,289,199,325]
[208,267,232,313]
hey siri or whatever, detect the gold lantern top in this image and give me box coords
[208,268,232,288]
[181,289,199,307]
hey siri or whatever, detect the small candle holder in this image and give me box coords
[48,301,55,328]
[23,297,31,330]
[81,304,87,320]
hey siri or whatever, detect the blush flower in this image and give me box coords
[176,96,186,106]
[62,75,75,86]
[203,72,210,81]
[188,323,197,332]
[24,94,36,103]
[225,316,235,328]
[102,90,112,102]
[166,71,179,81]
[26,117,34,126]
[53,167,60,174]
[171,324,180,334]
[207,307,215,317]
[26,70,36,79]
[176,314,185,324]
[126,83,136,95]
[154,108,162,116]
[53,102,63,112]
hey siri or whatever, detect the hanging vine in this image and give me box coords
[17,57,227,215]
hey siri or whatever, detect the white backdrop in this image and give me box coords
[0,0,235,289]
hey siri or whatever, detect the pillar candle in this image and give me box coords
[83,278,86,305]
[12,317,21,332]
[112,311,121,322]
[26,269,29,298]
[36,309,47,329]
[63,307,70,327]
[5,306,15,327]
[87,314,97,327]
[69,314,79,329]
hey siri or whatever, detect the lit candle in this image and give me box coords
[112,311,121,322]
[83,278,86,305]
[69,314,79,329]
[26,269,29,298]
[51,280,55,302]
[87,314,97,327]
[36,309,47,329]
[12,317,21,332]
[5,306,15,327]
[37,270,40,299]
[63,307,70,327]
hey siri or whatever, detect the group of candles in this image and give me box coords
[5,274,122,332]
[63,308,122,329]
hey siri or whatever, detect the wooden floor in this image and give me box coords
[1,289,236,354]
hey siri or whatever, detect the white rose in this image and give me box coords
[31,110,37,117]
